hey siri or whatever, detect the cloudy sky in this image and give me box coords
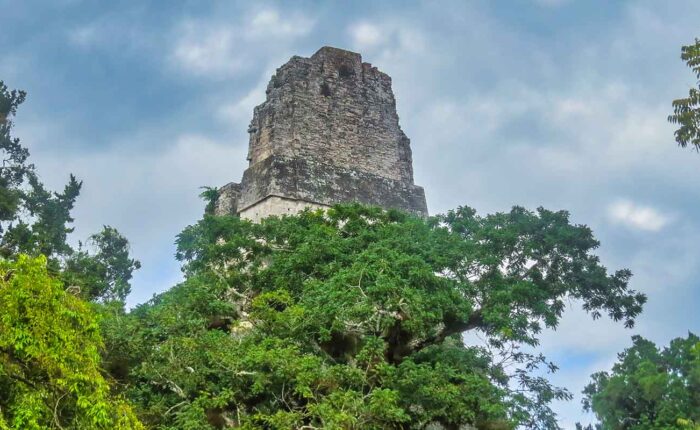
[2,0,699,426]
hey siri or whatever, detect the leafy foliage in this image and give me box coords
[0,255,143,429]
[0,82,139,302]
[200,186,219,216]
[669,39,700,151]
[3,173,83,264]
[0,81,143,427]
[103,203,644,429]
[0,81,83,265]
[0,79,654,429]
[63,226,142,303]
[582,334,700,430]
[0,82,30,224]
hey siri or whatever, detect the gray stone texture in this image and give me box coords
[215,46,428,218]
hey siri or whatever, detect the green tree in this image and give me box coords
[5,173,83,263]
[0,81,83,265]
[0,82,139,299]
[106,203,645,429]
[200,186,219,216]
[63,226,142,303]
[669,38,700,150]
[0,254,143,429]
[0,82,142,427]
[582,334,700,430]
[0,82,30,224]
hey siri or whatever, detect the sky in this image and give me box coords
[2,0,699,426]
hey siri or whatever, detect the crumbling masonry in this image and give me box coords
[214,46,428,221]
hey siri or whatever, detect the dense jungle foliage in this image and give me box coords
[580,334,700,430]
[102,202,644,429]
[0,81,142,428]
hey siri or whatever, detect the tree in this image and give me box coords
[63,226,142,303]
[0,82,139,298]
[4,173,83,265]
[669,39,700,150]
[105,203,645,429]
[200,186,219,216]
[0,82,30,224]
[0,81,83,264]
[0,254,143,429]
[582,334,700,430]
[0,82,143,427]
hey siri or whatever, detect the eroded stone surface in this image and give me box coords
[216,46,428,219]
[214,182,241,216]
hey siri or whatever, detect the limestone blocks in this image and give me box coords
[215,46,428,220]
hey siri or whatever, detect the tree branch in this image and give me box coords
[419,309,484,349]
[388,309,484,362]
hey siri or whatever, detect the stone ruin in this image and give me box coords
[214,46,427,222]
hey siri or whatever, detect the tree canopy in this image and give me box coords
[0,255,143,429]
[0,81,81,266]
[101,203,645,429]
[63,226,142,303]
[582,334,700,430]
[0,82,29,224]
[0,81,139,304]
[0,82,143,428]
[669,38,700,151]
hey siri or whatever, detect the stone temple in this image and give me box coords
[214,46,427,222]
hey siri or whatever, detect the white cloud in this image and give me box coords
[348,22,383,49]
[22,129,248,306]
[248,9,314,38]
[346,19,428,59]
[171,7,314,79]
[217,72,271,124]
[608,200,671,231]
[172,24,245,77]
[65,13,153,53]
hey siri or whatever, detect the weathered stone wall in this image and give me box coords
[246,47,415,183]
[238,196,327,223]
[234,156,427,215]
[216,46,428,219]
[214,182,241,216]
